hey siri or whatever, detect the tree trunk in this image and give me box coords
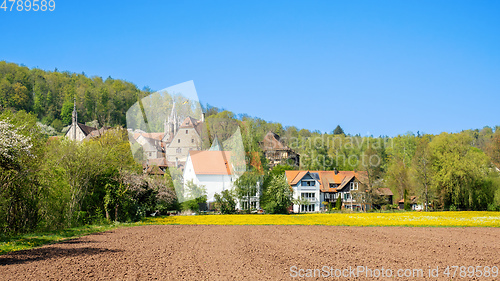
[115,204,119,221]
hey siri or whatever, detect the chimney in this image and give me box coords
[334,168,338,175]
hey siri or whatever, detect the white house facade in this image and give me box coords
[286,171,322,213]
[285,170,369,212]
[183,150,238,203]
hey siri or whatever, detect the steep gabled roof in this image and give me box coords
[180,116,199,128]
[285,170,300,184]
[262,131,287,150]
[84,126,112,140]
[375,188,394,196]
[285,170,309,185]
[336,174,355,190]
[209,136,222,151]
[165,116,204,146]
[189,150,233,175]
[285,170,368,193]
[76,123,96,135]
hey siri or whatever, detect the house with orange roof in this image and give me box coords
[183,150,239,204]
[285,170,370,212]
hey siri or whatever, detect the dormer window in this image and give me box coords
[350,182,358,190]
[301,180,315,186]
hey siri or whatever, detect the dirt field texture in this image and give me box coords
[1,225,499,280]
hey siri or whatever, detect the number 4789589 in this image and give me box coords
[1,0,55,11]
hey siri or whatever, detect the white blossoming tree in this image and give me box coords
[0,118,32,169]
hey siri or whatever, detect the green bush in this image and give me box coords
[335,196,342,210]
[487,203,499,211]
[263,201,289,214]
[214,190,236,214]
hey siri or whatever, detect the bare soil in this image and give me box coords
[1,225,499,280]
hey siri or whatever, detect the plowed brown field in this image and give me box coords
[1,225,499,280]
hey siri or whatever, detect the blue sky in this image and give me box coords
[1,0,499,136]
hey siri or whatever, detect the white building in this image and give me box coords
[65,100,97,141]
[183,150,238,203]
[285,170,370,212]
[286,171,322,213]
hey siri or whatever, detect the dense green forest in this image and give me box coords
[0,61,144,132]
[1,61,499,235]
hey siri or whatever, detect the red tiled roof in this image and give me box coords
[189,150,233,175]
[141,132,164,141]
[398,196,417,204]
[285,170,368,192]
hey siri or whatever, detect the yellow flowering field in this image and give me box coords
[143,212,500,227]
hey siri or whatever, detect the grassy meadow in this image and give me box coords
[144,211,500,228]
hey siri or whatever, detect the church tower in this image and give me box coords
[72,98,77,140]
[165,102,179,140]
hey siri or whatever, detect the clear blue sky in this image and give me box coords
[1,0,499,136]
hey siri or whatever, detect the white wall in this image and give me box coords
[65,124,87,141]
[292,178,321,213]
[183,155,237,203]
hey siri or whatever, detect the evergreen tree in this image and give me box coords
[333,125,345,135]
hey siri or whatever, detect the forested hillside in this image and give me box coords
[0,61,144,132]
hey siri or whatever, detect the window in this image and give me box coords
[186,130,188,134]
[241,201,257,210]
[148,152,152,157]
[178,139,180,143]
[301,193,315,200]
[176,148,181,154]
[301,204,315,212]
[191,138,194,143]
[344,193,350,200]
[301,180,315,186]
[350,182,358,190]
